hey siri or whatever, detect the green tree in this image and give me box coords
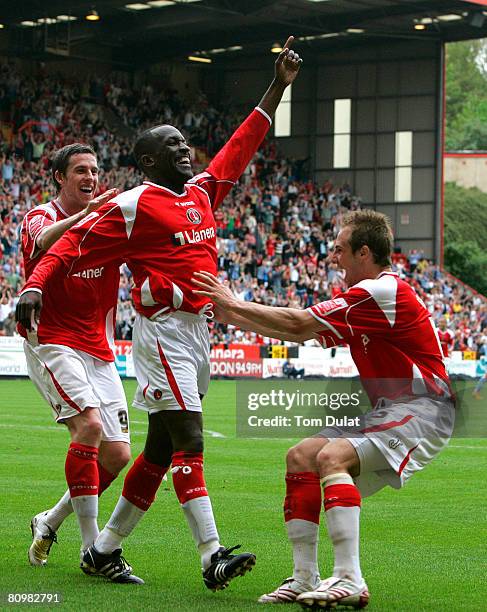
[444,183,487,295]
[446,40,487,150]
[444,241,487,295]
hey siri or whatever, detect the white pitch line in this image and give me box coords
[448,445,487,450]
[125,419,227,438]
[0,423,483,446]
[0,423,148,436]
[0,422,227,438]
[204,429,226,438]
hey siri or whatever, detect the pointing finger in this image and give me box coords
[283,36,294,50]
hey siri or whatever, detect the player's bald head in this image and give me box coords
[133,125,183,167]
[133,123,192,188]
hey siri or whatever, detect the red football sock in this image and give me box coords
[65,442,99,499]
[122,453,168,511]
[171,451,208,504]
[97,462,116,496]
[323,483,361,512]
[284,472,321,524]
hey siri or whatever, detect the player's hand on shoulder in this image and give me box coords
[275,36,302,86]
[83,187,119,217]
[15,291,43,331]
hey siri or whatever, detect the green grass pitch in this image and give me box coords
[0,378,485,611]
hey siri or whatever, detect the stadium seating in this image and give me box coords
[0,63,485,355]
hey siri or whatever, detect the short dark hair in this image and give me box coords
[133,128,155,172]
[342,209,393,267]
[51,143,96,192]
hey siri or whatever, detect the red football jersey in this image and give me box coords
[24,108,271,318]
[437,329,454,358]
[308,271,451,405]
[19,200,120,361]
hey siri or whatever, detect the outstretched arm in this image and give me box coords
[36,188,118,251]
[193,271,319,343]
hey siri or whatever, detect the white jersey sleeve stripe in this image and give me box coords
[172,283,184,309]
[255,106,272,124]
[195,178,235,185]
[411,363,428,395]
[308,309,344,340]
[141,277,157,306]
[355,274,398,327]
[112,184,147,239]
[188,183,212,206]
[23,206,57,258]
[188,171,211,183]
[344,295,374,337]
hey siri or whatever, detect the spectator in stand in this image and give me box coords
[408,248,422,273]
[0,288,15,331]
[283,359,305,379]
[437,318,455,358]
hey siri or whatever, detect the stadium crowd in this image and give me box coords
[1,61,486,357]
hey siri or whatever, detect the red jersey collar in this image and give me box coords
[376,269,398,279]
[143,181,187,197]
[50,199,70,219]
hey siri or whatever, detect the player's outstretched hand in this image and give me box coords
[274,36,302,87]
[84,187,119,216]
[15,290,43,332]
[193,271,237,321]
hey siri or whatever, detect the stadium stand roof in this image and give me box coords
[3,1,487,68]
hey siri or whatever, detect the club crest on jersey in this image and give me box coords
[186,208,202,224]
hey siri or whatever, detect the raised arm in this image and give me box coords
[258,36,302,119]
[198,36,302,209]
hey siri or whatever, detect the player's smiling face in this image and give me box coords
[331,227,365,288]
[150,125,193,186]
[56,153,99,207]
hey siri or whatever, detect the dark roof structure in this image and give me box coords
[2,0,487,68]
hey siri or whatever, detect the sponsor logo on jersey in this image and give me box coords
[172,226,215,246]
[313,297,348,317]
[186,208,202,224]
[175,200,196,207]
[72,266,105,279]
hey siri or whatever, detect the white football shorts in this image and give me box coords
[132,311,210,413]
[317,396,455,497]
[24,341,130,443]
